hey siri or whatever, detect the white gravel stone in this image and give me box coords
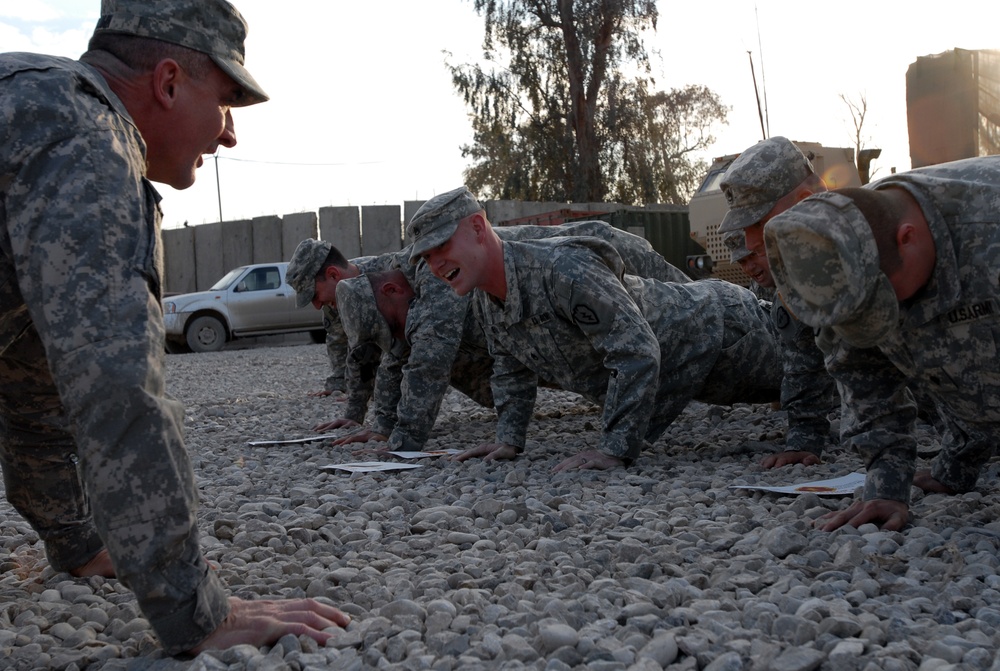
[0,343,997,669]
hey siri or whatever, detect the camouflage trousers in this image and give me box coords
[0,250,229,655]
[0,318,104,571]
[697,294,784,406]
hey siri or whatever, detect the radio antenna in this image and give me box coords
[748,51,766,141]
[755,4,770,138]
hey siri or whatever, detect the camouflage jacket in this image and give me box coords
[336,254,396,422]
[820,157,1000,503]
[495,221,691,284]
[772,299,839,455]
[351,223,689,450]
[365,261,472,449]
[474,237,781,462]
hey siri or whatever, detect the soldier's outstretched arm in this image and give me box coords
[551,253,660,464]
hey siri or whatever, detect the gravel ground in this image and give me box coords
[2,343,1000,671]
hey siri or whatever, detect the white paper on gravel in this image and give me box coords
[388,450,463,458]
[321,462,424,473]
[728,471,866,496]
[245,434,342,446]
[319,449,464,473]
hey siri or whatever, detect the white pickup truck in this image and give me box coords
[163,262,326,353]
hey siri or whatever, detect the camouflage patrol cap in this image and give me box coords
[406,186,483,264]
[335,276,394,354]
[764,191,899,349]
[91,0,268,106]
[722,229,753,263]
[287,238,332,308]
[718,136,814,233]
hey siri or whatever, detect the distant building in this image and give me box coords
[907,48,1000,168]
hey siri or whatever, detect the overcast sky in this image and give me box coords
[3,1,998,229]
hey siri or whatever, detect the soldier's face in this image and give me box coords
[744,221,765,255]
[312,275,339,309]
[147,63,240,189]
[423,218,486,296]
[737,240,774,288]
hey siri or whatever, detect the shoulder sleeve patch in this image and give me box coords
[572,304,600,325]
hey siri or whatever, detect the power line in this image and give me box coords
[214,156,386,167]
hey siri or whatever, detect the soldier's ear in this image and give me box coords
[151,58,183,109]
[470,213,488,240]
[896,222,918,252]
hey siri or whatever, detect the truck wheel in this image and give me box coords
[186,316,226,352]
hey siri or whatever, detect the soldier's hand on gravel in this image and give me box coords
[188,597,351,655]
[312,417,359,432]
[69,548,115,578]
[816,499,909,532]
[552,449,624,472]
[761,450,821,469]
[331,428,387,447]
[912,469,956,494]
[307,389,333,398]
[451,443,520,462]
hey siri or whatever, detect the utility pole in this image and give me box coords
[214,152,223,222]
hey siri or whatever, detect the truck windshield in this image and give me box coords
[695,166,731,194]
[209,267,248,291]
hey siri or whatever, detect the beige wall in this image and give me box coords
[161,199,692,294]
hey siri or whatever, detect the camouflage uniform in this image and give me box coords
[0,0,266,654]
[362,256,473,448]
[330,217,690,452]
[717,138,838,457]
[332,254,399,424]
[495,220,691,284]
[337,274,495,423]
[474,236,782,462]
[764,156,1000,503]
[320,306,346,392]
[725,228,832,456]
[371,221,690,450]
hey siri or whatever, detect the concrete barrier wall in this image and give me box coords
[193,222,225,292]
[162,226,196,295]
[281,212,319,261]
[251,216,282,264]
[320,206,362,259]
[222,219,254,271]
[164,206,404,293]
[361,205,402,256]
[161,199,687,294]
